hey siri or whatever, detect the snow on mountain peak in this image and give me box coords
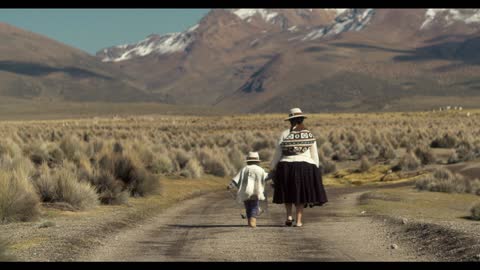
[101,26,197,62]
[302,9,374,41]
[230,9,279,22]
[421,9,480,29]
[324,9,349,16]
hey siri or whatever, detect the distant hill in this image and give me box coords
[97,9,480,112]
[0,22,154,103]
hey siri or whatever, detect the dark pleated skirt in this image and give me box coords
[273,161,328,207]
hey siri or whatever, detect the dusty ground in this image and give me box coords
[358,161,480,262]
[359,188,480,262]
[3,160,479,261]
[0,176,226,262]
[82,181,436,262]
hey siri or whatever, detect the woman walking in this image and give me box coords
[271,108,328,227]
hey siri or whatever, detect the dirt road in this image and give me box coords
[83,182,434,261]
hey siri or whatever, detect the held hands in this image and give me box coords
[268,169,275,188]
[227,182,235,190]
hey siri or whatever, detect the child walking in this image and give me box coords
[227,152,271,228]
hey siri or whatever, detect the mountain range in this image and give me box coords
[2,9,480,113]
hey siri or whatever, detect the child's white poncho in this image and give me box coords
[231,164,269,203]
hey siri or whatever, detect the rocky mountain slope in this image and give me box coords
[96,9,480,112]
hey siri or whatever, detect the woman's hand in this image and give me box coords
[227,182,235,190]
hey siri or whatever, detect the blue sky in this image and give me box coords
[0,9,210,55]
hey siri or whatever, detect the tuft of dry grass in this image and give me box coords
[172,149,191,170]
[471,203,480,220]
[359,155,372,172]
[150,155,175,175]
[415,168,480,195]
[32,163,99,210]
[0,139,22,159]
[321,143,333,157]
[258,148,273,162]
[332,143,350,161]
[415,146,436,165]
[0,237,13,261]
[90,171,129,205]
[397,151,421,171]
[55,164,99,210]
[319,151,336,174]
[0,170,40,223]
[2,111,480,224]
[0,151,39,224]
[196,148,231,177]
[181,158,204,179]
[228,146,245,171]
[60,135,84,162]
[430,133,458,148]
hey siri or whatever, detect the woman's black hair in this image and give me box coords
[289,117,305,126]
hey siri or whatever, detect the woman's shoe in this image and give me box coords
[285,218,294,227]
[294,223,303,227]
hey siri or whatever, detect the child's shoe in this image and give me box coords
[249,218,257,228]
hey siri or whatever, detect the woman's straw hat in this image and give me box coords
[246,152,261,162]
[285,108,308,121]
